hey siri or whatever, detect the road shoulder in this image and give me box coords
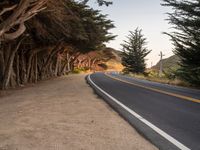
[0,74,157,150]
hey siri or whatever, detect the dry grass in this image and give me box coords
[106,60,124,71]
[126,73,190,87]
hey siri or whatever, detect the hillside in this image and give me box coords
[75,48,123,72]
[152,55,180,71]
[103,48,123,71]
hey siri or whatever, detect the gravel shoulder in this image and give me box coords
[0,74,157,150]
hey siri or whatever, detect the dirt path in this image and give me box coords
[0,74,157,150]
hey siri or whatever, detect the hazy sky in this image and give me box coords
[88,0,174,67]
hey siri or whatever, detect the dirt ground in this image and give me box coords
[0,74,157,150]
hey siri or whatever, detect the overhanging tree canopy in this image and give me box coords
[0,0,116,89]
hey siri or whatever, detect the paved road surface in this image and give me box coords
[88,72,200,150]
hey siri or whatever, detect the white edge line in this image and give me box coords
[88,74,190,150]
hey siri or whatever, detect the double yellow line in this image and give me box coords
[105,73,200,104]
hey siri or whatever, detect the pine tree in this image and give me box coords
[162,0,200,86]
[121,28,151,74]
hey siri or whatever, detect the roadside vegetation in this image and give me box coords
[121,28,151,74]
[121,54,192,88]
[0,0,115,90]
[1,0,200,90]
[162,0,200,86]
[121,0,200,88]
[124,70,190,87]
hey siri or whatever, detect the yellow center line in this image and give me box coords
[104,73,200,104]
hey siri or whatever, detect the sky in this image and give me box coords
[88,0,174,67]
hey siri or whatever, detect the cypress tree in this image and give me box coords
[162,0,200,86]
[121,28,151,74]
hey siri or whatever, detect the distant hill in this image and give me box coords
[152,55,180,71]
[97,47,123,71]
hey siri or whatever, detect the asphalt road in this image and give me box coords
[88,72,200,150]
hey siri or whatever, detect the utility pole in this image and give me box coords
[159,51,165,77]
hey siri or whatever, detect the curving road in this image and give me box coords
[87,72,200,150]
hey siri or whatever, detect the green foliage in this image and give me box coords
[121,28,151,74]
[148,70,159,78]
[153,55,180,72]
[162,0,200,86]
[67,1,116,52]
[32,0,116,52]
[0,0,116,89]
[163,70,176,80]
[73,67,89,74]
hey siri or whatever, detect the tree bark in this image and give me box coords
[40,41,63,79]
[54,55,59,76]
[0,0,47,41]
[0,50,4,84]
[1,38,23,89]
[26,48,46,80]
[15,52,20,86]
[20,50,27,84]
[34,54,38,83]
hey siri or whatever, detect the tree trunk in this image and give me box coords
[1,39,23,89]
[20,50,27,84]
[40,42,63,79]
[15,52,20,86]
[54,55,59,76]
[0,50,4,87]
[34,54,38,83]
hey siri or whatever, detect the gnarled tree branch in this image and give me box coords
[0,4,17,16]
[0,0,47,41]
[3,23,26,40]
